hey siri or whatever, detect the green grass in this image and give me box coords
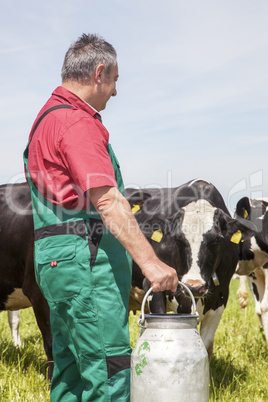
[1,279,267,401]
[0,308,50,401]
[208,279,268,401]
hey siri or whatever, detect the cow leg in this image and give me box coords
[32,295,53,379]
[247,269,265,327]
[199,305,225,360]
[237,276,249,309]
[24,286,53,380]
[261,310,268,341]
[8,310,21,347]
[260,268,268,341]
[250,268,268,341]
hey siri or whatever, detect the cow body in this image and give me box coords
[0,183,53,378]
[127,179,254,358]
[235,197,268,340]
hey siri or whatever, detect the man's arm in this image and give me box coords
[88,186,178,293]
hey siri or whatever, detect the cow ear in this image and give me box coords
[235,197,251,220]
[140,213,176,242]
[221,215,256,244]
[125,189,152,214]
[218,212,256,243]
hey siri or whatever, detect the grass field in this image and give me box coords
[0,278,267,401]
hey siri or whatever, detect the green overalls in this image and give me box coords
[24,106,132,401]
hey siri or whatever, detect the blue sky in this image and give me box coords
[0,0,267,213]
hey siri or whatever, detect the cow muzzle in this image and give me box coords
[182,280,207,298]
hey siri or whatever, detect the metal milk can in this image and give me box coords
[131,283,209,402]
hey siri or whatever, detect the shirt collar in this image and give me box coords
[83,99,102,122]
[52,86,102,122]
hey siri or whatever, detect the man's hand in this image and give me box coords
[141,257,178,293]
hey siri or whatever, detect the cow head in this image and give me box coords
[235,197,268,275]
[172,198,255,298]
[127,189,255,301]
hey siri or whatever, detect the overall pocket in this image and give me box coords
[35,235,87,302]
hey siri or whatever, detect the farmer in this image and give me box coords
[24,33,178,401]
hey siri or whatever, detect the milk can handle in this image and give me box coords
[138,281,198,327]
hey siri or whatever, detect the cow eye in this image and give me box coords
[208,237,222,246]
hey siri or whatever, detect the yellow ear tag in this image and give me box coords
[151,229,163,243]
[230,230,242,244]
[132,204,140,214]
[243,208,249,219]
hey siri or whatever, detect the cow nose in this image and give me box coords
[182,280,207,297]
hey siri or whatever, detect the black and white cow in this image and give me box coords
[0,182,53,378]
[235,197,268,341]
[127,179,255,359]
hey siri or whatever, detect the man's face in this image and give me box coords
[98,63,119,111]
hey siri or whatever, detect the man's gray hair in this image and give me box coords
[61,33,117,83]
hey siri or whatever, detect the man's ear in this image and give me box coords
[95,64,105,83]
[235,197,251,220]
